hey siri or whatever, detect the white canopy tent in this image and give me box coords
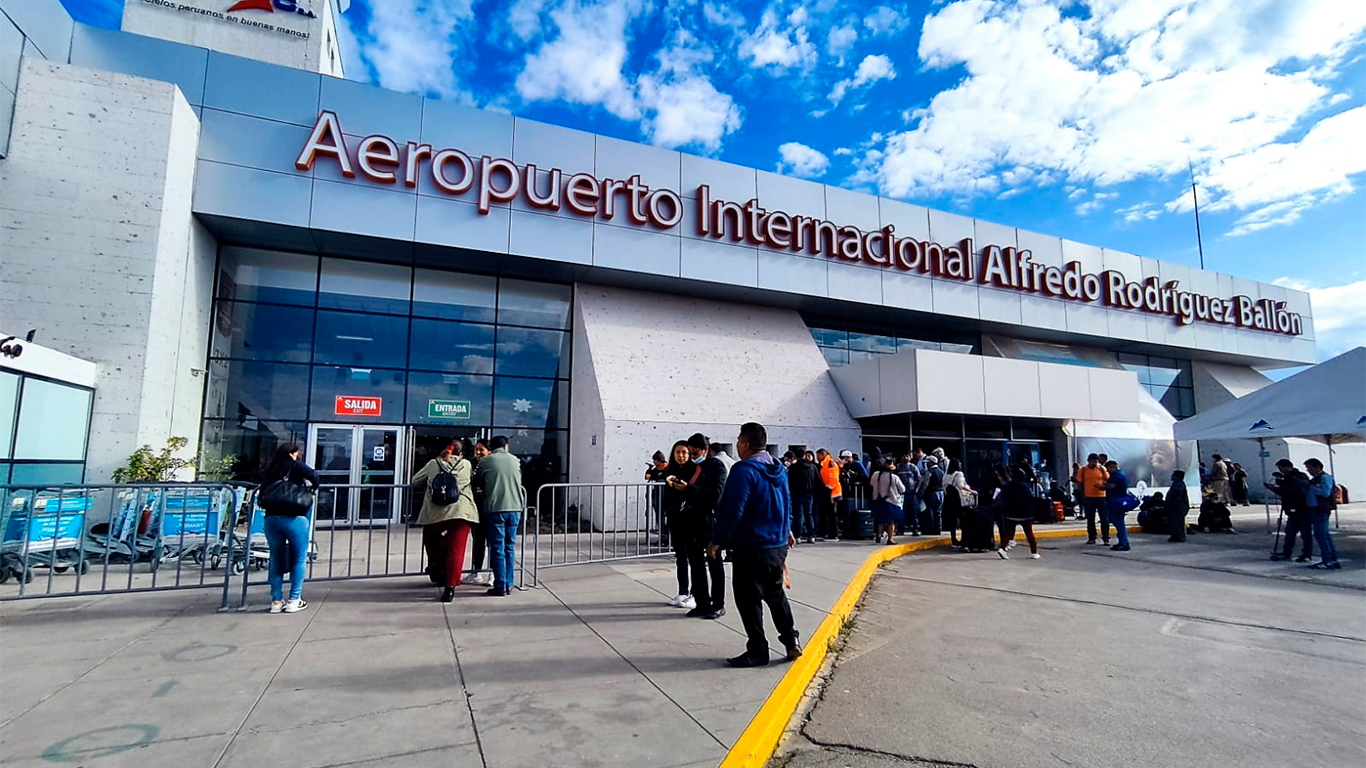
[1174,347,1366,529]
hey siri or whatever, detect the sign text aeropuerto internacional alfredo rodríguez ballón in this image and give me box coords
[293,111,1304,337]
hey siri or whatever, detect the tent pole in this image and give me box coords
[1258,437,1271,534]
[1326,435,1339,529]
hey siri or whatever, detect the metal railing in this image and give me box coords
[0,483,250,604]
[523,482,671,587]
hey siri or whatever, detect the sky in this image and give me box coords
[63,0,1366,366]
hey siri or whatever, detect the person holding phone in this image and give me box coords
[666,433,728,619]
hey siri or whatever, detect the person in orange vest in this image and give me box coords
[1074,453,1111,545]
[816,448,843,541]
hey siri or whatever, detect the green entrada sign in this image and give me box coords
[428,399,471,419]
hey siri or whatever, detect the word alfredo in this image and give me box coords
[295,112,1303,336]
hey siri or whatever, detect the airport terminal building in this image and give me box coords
[1,0,1324,513]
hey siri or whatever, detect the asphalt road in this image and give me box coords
[775,533,1366,768]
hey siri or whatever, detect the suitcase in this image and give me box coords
[958,505,995,552]
[852,509,874,539]
[1033,497,1056,523]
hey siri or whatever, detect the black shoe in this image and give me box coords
[484,587,505,597]
[426,566,439,584]
[726,653,769,668]
[785,644,803,662]
[705,607,726,620]
[1295,555,1311,563]
[1086,539,1096,545]
[1110,544,1130,551]
[1102,541,1110,546]
[440,587,455,603]
[686,605,710,618]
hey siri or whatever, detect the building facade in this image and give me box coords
[1,0,1321,511]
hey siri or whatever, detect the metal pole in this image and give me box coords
[1189,156,1205,271]
[1258,437,1272,534]
[1326,435,1339,529]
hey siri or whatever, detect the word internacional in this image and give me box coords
[295,111,1304,337]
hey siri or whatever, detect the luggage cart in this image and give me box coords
[88,488,164,564]
[158,487,234,566]
[1,492,92,584]
[227,504,320,576]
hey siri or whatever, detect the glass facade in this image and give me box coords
[201,247,571,482]
[0,370,94,485]
[808,320,980,368]
[1117,353,1195,419]
[859,413,1059,492]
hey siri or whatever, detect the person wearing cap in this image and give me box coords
[709,421,799,667]
[645,449,670,544]
[666,433,730,618]
[916,454,946,535]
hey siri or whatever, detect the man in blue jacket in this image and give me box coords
[709,422,800,668]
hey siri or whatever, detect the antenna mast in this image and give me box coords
[1188,157,1205,270]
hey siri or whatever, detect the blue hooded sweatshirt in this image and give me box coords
[712,453,791,550]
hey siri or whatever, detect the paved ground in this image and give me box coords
[0,535,886,768]
[775,507,1366,768]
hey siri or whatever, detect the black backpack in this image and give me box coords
[430,461,462,507]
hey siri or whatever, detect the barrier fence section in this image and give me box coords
[0,482,249,605]
[523,482,671,587]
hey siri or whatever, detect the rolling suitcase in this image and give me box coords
[958,505,995,552]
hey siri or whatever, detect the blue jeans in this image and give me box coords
[264,514,310,601]
[486,510,520,591]
[1108,506,1130,548]
[1309,511,1338,564]
[922,492,943,534]
[792,493,815,538]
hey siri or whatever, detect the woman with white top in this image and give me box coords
[870,456,906,545]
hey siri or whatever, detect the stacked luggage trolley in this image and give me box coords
[0,482,277,602]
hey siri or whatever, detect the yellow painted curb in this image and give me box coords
[716,525,1140,768]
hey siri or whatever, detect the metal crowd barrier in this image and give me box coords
[0,482,250,605]
[523,482,671,587]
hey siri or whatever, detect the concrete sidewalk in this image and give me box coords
[0,535,903,768]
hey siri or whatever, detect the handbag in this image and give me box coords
[260,463,315,512]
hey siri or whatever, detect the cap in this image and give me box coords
[839,450,853,458]
[652,450,666,463]
[924,455,939,465]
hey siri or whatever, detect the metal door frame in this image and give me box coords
[306,424,407,527]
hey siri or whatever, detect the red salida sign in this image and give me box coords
[335,396,381,417]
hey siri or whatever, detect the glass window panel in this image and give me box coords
[1158,386,1195,419]
[199,419,308,483]
[309,366,407,422]
[1175,360,1193,388]
[1010,422,1053,441]
[313,311,409,369]
[205,360,311,421]
[8,462,84,486]
[940,342,975,355]
[495,429,568,486]
[1121,363,1152,386]
[856,414,908,436]
[820,347,849,367]
[1179,388,1195,418]
[498,279,571,329]
[0,462,7,484]
[13,379,92,461]
[406,372,494,426]
[319,258,412,314]
[809,327,847,348]
[218,247,318,306]
[911,413,962,439]
[209,301,314,362]
[493,376,568,430]
[1148,356,1177,370]
[1148,364,1180,390]
[413,269,497,323]
[848,350,878,364]
[496,327,570,378]
[847,332,877,352]
[0,371,18,459]
[964,416,1009,439]
[409,318,496,374]
[1116,352,1147,366]
[898,337,939,352]
[940,331,980,352]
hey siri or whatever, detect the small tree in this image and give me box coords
[199,453,238,482]
[112,437,197,483]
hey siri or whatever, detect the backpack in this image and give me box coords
[429,460,462,507]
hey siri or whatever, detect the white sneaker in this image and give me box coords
[668,594,686,607]
[283,599,308,614]
[678,595,696,610]
[268,600,284,614]
[997,548,1009,560]
[1005,541,1016,550]
[1030,553,1041,559]
[470,572,492,586]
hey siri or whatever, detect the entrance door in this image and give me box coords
[307,425,407,527]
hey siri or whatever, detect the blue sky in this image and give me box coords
[64,0,1366,364]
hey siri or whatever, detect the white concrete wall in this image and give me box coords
[121,0,333,75]
[569,284,860,527]
[0,59,214,481]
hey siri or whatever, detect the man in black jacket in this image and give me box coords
[1265,459,1313,561]
[667,432,729,619]
[788,451,821,544]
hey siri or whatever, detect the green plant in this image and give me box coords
[112,437,197,483]
[199,453,238,482]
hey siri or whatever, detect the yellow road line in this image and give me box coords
[717,525,1137,768]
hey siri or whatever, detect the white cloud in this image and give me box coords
[739,5,818,71]
[1116,202,1163,224]
[515,5,741,150]
[828,53,897,105]
[827,21,859,65]
[343,0,476,101]
[833,147,854,156]
[863,5,910,36]
[858,0,1366,238]
[1074,191,1118,215]
[777,142,830,178]
[508,0,551,41]
[1273,278,1366,360]
[702,1,745,29]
